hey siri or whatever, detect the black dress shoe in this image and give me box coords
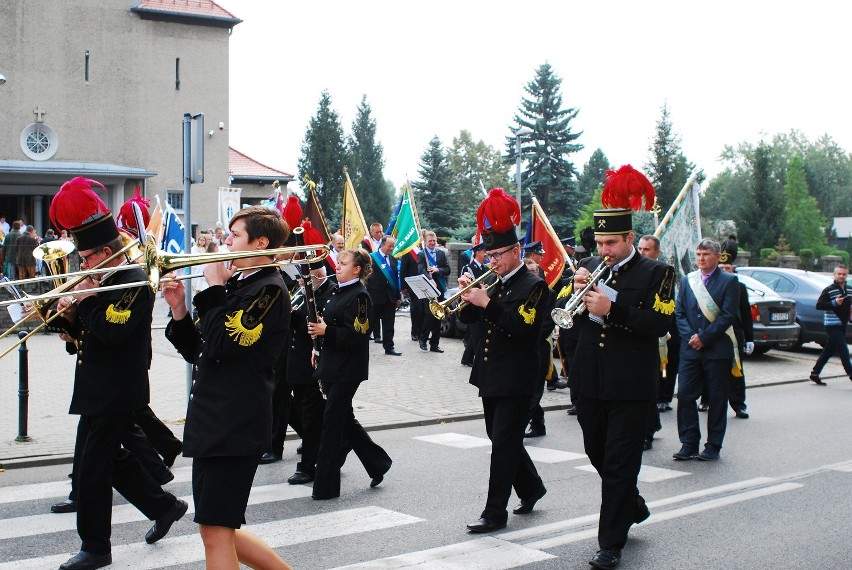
[296,444,303,454]
[512,485,546,514]
[735,408,749,419]
[665,403,673,411]
[145,498,188,544]
[642,438,653,451]
[287,471,315,485]
[59,551,112,570]
[656,402,667,412]
[370,474,384,488]
[634,495,650,523]
[430,346,444,353]
[524,426,546,438]
[589,548,621,569]
[466,517,506,533]
[551,379,568,389]
[698,403,709,412]
[672,446,698,460]
[161,443,183,468]
[157,467,175,486]
[697,447,720,461]
[419,340,428,351]
[259,452,282,464]
[373,337,383,344]
[411,334,419,341]
[809,373,826,385]
[566,404,577,416]
[385,349,402,356]
[50,499,78,513]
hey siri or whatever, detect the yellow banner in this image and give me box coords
[342,169,368,250]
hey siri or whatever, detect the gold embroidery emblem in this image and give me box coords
[224,310,263,346]
[518,304,536,324]
[105,304,131,324]
[653,294,675,315]
[598,219,606,228]
[354,296,369,334]
[557,284,572,299]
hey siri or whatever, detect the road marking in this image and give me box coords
[0,506,423,570]
[574,463,690,482]
[331,536,555,569]
[524,447,587,463]
[414,433,491,448]
[829,460,852,472]
[0,483,312,540]
[0,466,192,505]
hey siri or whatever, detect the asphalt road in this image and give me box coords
[1,375,851,569]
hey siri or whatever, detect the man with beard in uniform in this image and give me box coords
[570,166,675,569]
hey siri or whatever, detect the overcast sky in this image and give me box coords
[218,0,851,192]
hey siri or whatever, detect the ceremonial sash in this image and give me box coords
[371,251,399,293]
[425,248,446,292]
[687,271,743,377]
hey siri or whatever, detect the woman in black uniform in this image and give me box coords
[163,206,293,570]
[308,248,393,500]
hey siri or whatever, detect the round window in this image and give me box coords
[20,123,59,161]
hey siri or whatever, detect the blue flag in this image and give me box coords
[162,206,186,254]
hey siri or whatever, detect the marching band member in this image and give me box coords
[308,248,392,500]
[416,230,450,352]
[458,188,548,533]
[50,177,186,570]
[163,206,292,570]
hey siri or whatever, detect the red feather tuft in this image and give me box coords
[49,176,111,230]
[118,186,151,230]
[299,221,325,247]
[601,165,655,211]
[283,196,303,230]
[476,188,520,235]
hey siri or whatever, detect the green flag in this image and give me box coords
[391,185,420,257]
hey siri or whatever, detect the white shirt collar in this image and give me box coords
[500,261,524,283]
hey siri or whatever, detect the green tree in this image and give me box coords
[577,148,610,201]
[347,95,392,227]
[783,155,827,253]
[412,136,458,235]
[573,187,603,242]
[738,143,784,253]
[508,62,583,235]
[804,134,852,220]
[298,90,347,225]
[644,102,695,212]
[447,130,512,231]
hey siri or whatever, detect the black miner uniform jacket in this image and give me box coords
[62,265,155,416]
[165,267,290,457]
[313,281,372,385]
[458,266,549,398]
[287,277,337,386]
[570,252,675,401]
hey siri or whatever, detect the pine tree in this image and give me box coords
[783,155,827,253]
[508,63,583,236]
[347,95,392,227]
[644,102,695,212]
[298,90,347,225]
[447,130,512,230]
[412,136,458,235]
[739,143,784,252]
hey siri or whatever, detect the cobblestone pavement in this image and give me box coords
[0,298,846,469]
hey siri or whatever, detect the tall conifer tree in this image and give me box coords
[412,136,458,234]
[347,95,391,227]
[645,102,695,212]
[298,90,347,224]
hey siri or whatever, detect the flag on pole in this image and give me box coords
[341,167,368,250]
[302,174,332,244]
[146,195,165,247]
[655,172,702,283]
[527,196,568,289]
[218,187,242,227]
[389,183,421,258]
[162,205,186,254]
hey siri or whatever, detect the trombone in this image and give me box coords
[551,256,612,329]
[429,267,498,320]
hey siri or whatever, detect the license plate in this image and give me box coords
[770,312,789,322]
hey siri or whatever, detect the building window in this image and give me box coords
[20,123,59,161]
[167,190,184,213]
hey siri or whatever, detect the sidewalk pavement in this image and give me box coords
[1,297,847,469]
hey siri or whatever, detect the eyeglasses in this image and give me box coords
[486,246,517,261]
[78,248,104,265]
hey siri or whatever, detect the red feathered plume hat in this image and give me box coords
[49,177,119,251]
[595,165,656,235]
[282,195,303,246]
[476,188,521,250]
[118,186,151,236]
[299,221,328,270]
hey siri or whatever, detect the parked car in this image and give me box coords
[736,267,852,349]
[735,273,800,354]
[438,286,467,338]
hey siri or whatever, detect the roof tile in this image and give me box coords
[229,147,293,179]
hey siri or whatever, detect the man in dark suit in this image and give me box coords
[720,259,754,418]
[399,246,423,341]
[417,230,450,352]
[458,188,548,533]
[50,177,186,570]
[361,222,383,252]
[459,244,490,366]
[674,238,740,463]
[570,166,675,570]
[367,235,403,355]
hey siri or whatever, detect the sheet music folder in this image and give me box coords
[404,275,441,300]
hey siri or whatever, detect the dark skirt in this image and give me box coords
[192,455,261,528]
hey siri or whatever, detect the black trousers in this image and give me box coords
[292,383,326,475]
[813,325,852,376]
[134,405,182,461]
[313,382,392,498]
[528,340,551,428]
[677,357,730,450]
[372,301,397,350]
[481,396,543,523]
[419,299,441,346]
[269,377,303,457]
[576,396,647,550]
[77,414,176,554]
[409,295,425,339]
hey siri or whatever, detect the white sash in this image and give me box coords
[687,271,742,377]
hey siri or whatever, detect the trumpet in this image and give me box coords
[429,268,498,320]
[551,257,612,329]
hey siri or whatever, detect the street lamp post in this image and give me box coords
[514,126,533,208]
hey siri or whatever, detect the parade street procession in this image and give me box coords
[2,2,852,569]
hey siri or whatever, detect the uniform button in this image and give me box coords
[77,360,83,365]
[485,339,490,344]
[78,350,83,355]
[598,343,604,348]
[483,357,488,362]
[484,348,489,353]
[487,330,492,334]
[189,394,194,400]
[600,334,606,338]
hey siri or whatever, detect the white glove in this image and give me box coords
[744,342,755,356]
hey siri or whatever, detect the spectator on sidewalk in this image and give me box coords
[809,265,852,385]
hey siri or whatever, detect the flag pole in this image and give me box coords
[654,170,700,238]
